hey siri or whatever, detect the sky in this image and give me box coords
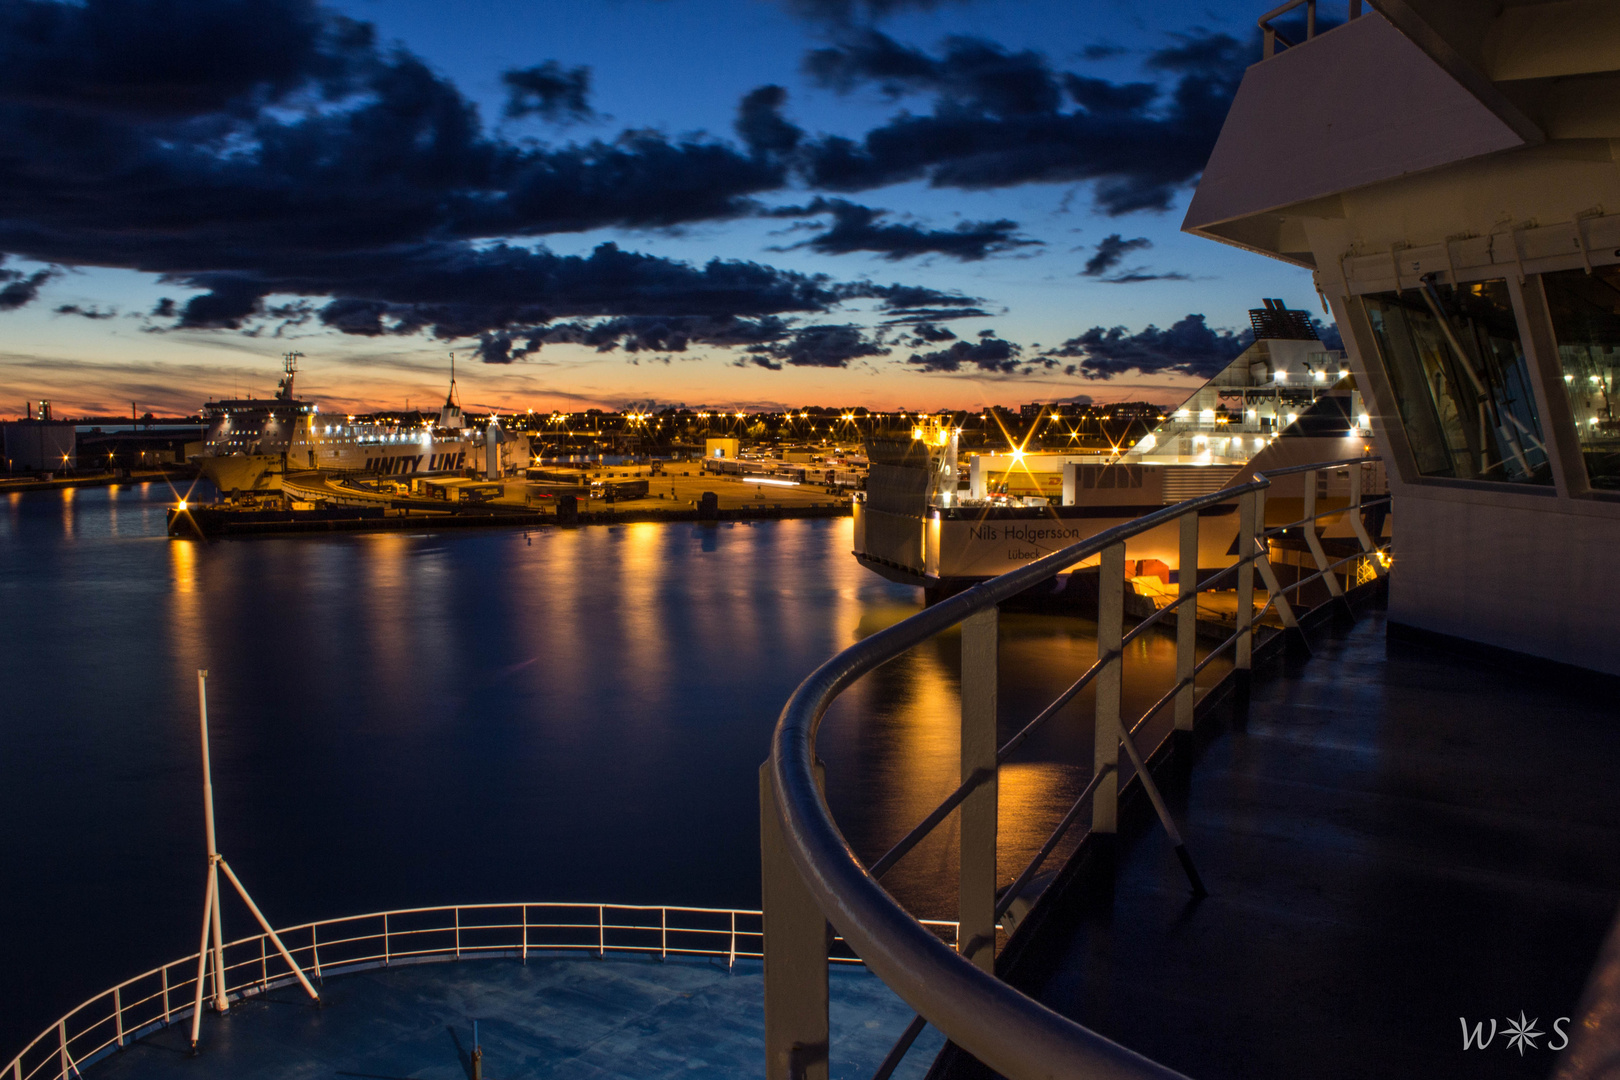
[0,0,1332,417]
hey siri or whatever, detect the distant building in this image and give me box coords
[705,437,740,459]
[3,420,76,473]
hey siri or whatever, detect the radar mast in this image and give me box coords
[275,351,303,401]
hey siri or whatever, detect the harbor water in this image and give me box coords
[0,481,1216,1055]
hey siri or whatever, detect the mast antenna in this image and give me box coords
[277,352,303,402]
[188,671,320,1050]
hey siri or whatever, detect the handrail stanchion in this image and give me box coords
[113,987,124,1048]
[1249,485,1302,640]
[1174,510,1198,734]
[311,925,322,981]
[728,911,737,970]
[1348,463,1386,575]
[1302,469,1347,603]
[383,913,390,966]
[959,606,998,971]
[660,908,668,961]
[1235,491,1257,698]
[56,1020,70,1080]
[761,761,830,1080]
[160,965,170,1025]
[1092,542,1126,832]
[454,908,461,960]
[521,905,528,963]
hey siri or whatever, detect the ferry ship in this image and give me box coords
[853,300,1385,591]
[196,353,531,496]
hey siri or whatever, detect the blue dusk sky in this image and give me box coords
[0,0,1329,417]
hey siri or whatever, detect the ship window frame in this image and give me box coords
[1343,275,1568,499]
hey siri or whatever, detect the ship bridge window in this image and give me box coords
[1541,266,1620,491]
[1363,279,1552,486]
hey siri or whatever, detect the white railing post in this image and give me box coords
[521,905,528,962]
[1093,542,1126,833]
[383,913,390,966]
[160,965,170,1025]
[12,1053,20,1080]
[761,761,829,1080]
[1236,492,1257,674]
[56,1020,69,1080]
[728,911,737,970]
[260,936,268,989]
[1348,463,1386,575]
[959,605,998,972]
[113,986,124,1047]
[598,905,605,957]
[1250,486,1300,633]
[311,925,322,980]
[1174,510,1198,732]
[455,908,462,959]
[660,908,668,961]
[1302,469,1346,601]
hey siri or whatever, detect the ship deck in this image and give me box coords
[963,609,1620,1080]
[86,955,941,1080]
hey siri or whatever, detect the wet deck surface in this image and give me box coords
[90,956,941,1080]
[1013,611,1620,1080]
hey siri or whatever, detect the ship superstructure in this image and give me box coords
[197,353,529,495]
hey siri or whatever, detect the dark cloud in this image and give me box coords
[502,61,594,123]
[54,303,116,319]
[744,323,890,369]
[0,262,57,311]
[799,28,1247,214]
[1042,314,1250,380]
[780,0,966,27]
[0,0,859,347]
[906,329,1024,373]
[1080,44,1126,61]
[1313,318,1344,351]
[771,197,1034,261]
[857,282,985,313]
[806,30,1060,115]
[735,85,803,158]
[908,322,957,343]
[1100,270,1190,283]
[1082,234,1151,276]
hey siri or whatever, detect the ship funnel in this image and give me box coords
[485,415,503,479]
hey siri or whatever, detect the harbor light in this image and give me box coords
[177,499,188,511]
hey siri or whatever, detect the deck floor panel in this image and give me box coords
[87,956,943,1080]
[1019,613,1620,1080]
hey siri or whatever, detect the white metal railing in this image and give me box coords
[1258,0,1364,57]
[764,457,1390,1079]
[4,901,959,1080]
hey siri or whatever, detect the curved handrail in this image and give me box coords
[5,901,958,1080]
[768,456,1385,1079]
